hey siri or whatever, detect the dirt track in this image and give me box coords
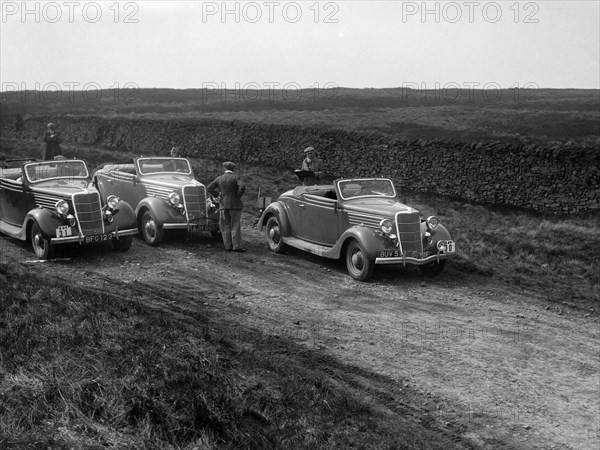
[1,215,598,450]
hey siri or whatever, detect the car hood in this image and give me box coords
[33,180,92,197]
[342,198,419,217]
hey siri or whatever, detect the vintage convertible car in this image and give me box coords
[258,178,456,281]
[93,157,220,246]
[0,159,138,259]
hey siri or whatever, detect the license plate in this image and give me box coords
[444,240,456,253]
[378,249,401,258]
[84,233,113,243]
[189,223,218,231]
[56,225,72,238]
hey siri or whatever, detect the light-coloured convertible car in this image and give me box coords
[258,178,455,281]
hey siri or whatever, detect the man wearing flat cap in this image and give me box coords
[300,146,325,185]
[43,123,62,160]
[207,161,247,252]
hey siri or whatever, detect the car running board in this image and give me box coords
[282,236,336,258]
[0,219,27,240]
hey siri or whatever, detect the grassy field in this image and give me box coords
[2,88,599,145]
[1,103,599,447]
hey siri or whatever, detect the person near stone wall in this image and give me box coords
[299,146,325,185]
[206,161,247,252]
[42,123,62,160]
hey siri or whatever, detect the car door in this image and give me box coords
[299,193,340,245]
[0,170,35,227]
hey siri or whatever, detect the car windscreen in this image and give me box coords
[337,179,396,200]
[138,158,191,175]
[25,161,89,183]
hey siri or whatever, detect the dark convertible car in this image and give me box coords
[258,178,456,281]
[0,159,138,259]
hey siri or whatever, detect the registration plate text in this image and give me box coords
[56,225,72,238]
[84,234,113,243]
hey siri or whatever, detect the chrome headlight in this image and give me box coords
[379,219,393,235]
[67,214,76,227]
[169,192,181,206]
[426,216,439,230]
[107,195,119,210]
[436,240,448,252]
[105,210,114,223]
[55,200,69,215]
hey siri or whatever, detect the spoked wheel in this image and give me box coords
[141,211,164,246]
[419,260,447,277]
[112,235,133,252]
[30,221,55,260]
[265,216,286,253]
[345,239,374,281]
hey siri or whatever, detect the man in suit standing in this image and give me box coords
[207,161,247,252]
[43,123,62,160]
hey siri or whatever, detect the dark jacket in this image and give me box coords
[206,171,246,210]
[43,130,62,160]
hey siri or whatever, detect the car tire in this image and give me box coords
[345,239,374,281]
[141,210,164,246]
[419,260,447,277]
[265,215,286,253]
[112,235,133,252]
[30,221,55,260]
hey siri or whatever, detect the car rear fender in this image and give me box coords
[135,197,183,227]
[257,203,291,237]
[328,226,382,260]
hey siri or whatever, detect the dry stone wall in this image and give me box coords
[2,114,598,214]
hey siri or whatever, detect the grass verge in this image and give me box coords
[0,262,466,449]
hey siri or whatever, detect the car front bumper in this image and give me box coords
[50,227,139,244]
[375,252,453,265]
[163,222,219,231]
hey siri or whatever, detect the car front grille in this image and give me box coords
[182,185,207,222]
[72,191,104,236]
[395,212,423,253]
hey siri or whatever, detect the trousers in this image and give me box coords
[219,209,242,250]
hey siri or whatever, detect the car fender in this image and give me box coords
[328,226,383,260]
[257,202,291,237]
[25,208,62,239]
[135,197,183,226]
[430,224,451,242]
[109,200,138,230]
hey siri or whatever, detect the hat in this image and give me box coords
[304,147,315,154]
[223,161,236,170]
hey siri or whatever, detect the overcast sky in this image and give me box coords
[1,0,599,91]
